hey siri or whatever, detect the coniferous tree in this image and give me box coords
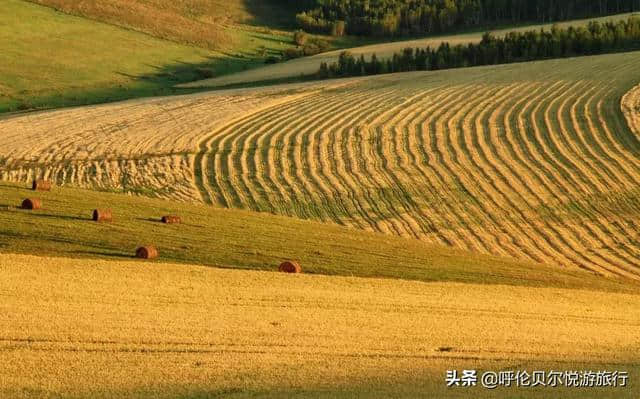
[319,17,640,78]
[297,0,640,37]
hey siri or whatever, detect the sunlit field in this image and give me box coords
[3,52,640,277]
[1,254,638,398]
[180,12,639,88]
[3,4,640,397]
[0,0,295,112]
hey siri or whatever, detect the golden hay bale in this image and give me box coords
[32,179,52,191]
[21,198,42,210]
[279,260,302,274]
[161,215,181,224]
[92,209,113,222]
[136,246,158,260]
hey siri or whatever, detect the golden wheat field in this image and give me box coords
[2,52,640,278]
[0,253,638,398]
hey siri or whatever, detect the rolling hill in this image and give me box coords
[2,1,637,113]
[2,5,640,398]
[2,51,640,278]
[0,0,295,112]
[3,3,640,398]
[181,12,640,88]
[25,0,302,50]
[4,178,637,398]
[2,181,628,291]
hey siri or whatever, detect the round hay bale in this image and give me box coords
[32,179,52,191]
[161,215,181,224]
[278,260,302,274]
[21,198,42,210]
[92,209,113,222]
[136,246,158,260]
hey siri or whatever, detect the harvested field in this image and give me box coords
[0,253,638,398]
[0,82,332,202]
[7,181,625,291]
[2,52,640,277]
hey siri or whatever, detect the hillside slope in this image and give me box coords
[2,181,628,291]
[0,0,294,112]
[1,253,639,398]
[26,0,299,50]
[181,12,638,88]
[2,52,640,278]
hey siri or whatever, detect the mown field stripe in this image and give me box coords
[414,85,497,250]
[500,81,607,272]
[462,82,557,262]
[232,94,340,214]
[568,83,640,271]
[331,89,424,233]
[403,87,482,247]
[382,87,458,243]
[548,81,640,275]
[350,88,442,238]
[278,91,376,222]
[313,87,410,234]
[424,85,498,253]
[529,81,628,275]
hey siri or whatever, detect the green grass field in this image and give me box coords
[26,0,305,49]
[0,0,296,113]
[0,181,634,292]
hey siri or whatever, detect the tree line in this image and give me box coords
[317,17,640,78]
[297,0,640,37]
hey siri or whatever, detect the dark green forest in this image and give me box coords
[317,17,640,77]
[295,0,640,36]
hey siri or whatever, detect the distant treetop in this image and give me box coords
[296,0,640,37]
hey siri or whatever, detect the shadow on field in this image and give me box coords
[242,0,303,28]
[1,50,288,114]
[139,217,163,223]
[137,217,203,229]
[247,33,290,46]
[29,213,89,222]
[74,250,136,259]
